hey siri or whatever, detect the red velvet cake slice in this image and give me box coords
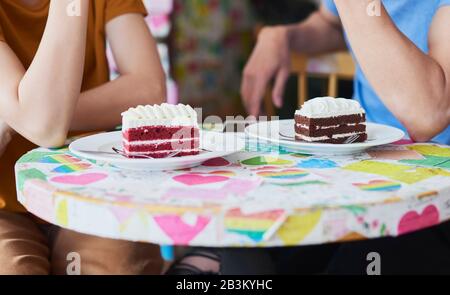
[295,97,367,144]
[121,103,200,158]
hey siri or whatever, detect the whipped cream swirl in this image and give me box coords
[122,103,198,130]
[296,97,365,118]
[122,103,197,120]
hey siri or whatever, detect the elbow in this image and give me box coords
[26,121,69,148]
[39,133,68,149]
[401,108,448,143]
[391,81,449,142]
[14,88,72,148]
[32,131,68,149]
[407,127,435,143]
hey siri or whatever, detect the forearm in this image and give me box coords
[4,0,89,146]
[71,74,166,131]
[287,6,347,54]
[334,0,449,140]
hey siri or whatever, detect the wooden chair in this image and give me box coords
[264,51,356,116]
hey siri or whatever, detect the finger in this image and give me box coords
[240,71,254,114]
[249,75,270,117]
[272,67,289,108]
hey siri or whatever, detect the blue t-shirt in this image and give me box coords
[323,0,450,144]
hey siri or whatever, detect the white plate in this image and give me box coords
[245,120,405,156]
[69,130,245,171]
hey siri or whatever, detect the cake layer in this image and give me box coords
[295,132,367,144]
[125,149,200,159]
[123,126,200,141]
[123,118,198,129]
[124,139,200,153]
[295,123,366,137]
[123,138,200,145]
[295,114,365,126]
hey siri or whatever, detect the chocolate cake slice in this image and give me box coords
[294,97,367,144]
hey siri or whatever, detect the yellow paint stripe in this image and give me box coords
[225,218,275,231]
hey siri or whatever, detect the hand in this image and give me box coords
[0,120,14,158]
[241,26,291,117]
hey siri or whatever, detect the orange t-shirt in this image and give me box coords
[0,0,147,212]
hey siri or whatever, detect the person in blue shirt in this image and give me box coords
[242,0,450,144]
[167,0,450,275]
[240,0,450,274]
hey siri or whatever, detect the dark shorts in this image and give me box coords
[324,221,450,275]
[219,221,450,275]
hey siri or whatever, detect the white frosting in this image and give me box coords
[296,131,365,142]
[122,103,199,130]
[296,123,340,130]
[295,97,365,118]
[124,149,200,156]
[296,134,329,142]
[123,138,200,146]
[296,122,366,130]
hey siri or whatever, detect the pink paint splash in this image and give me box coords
[51,173,108,185]
[154,215,211,245]
[173,174,229,186]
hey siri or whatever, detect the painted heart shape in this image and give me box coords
[397,205,439,235]
[154,215,210,245]
[297,159,338,169]
[173,174,229,186]
[202,157,230,167]
[257,169,309,180]
[51,173,108,185]
[353,180,401,192]
[241,156,293,166]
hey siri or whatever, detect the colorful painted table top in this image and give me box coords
[15,137,450,247]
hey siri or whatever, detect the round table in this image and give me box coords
[15,136,450,248]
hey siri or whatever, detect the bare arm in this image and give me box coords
[288,5,347,55]
[334,0,450,141]
[0,0,89,147]
[71,13,166,131]
[241,5,346,116]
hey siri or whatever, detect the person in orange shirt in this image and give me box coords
[0,0,165,274]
